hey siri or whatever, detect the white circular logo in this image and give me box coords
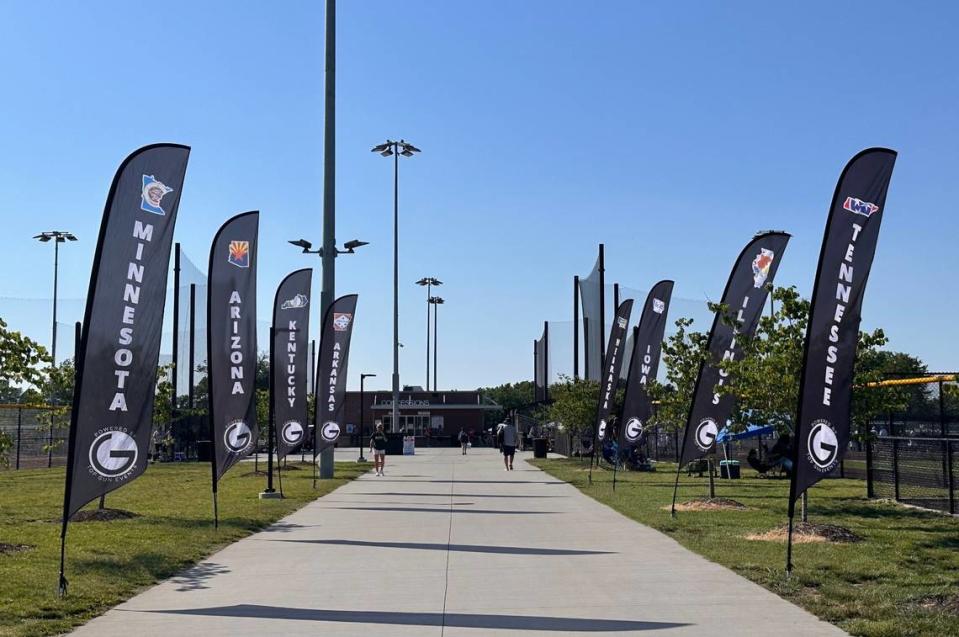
[320,421,341,443]
[597,419,608,440]
[807,420,839,470]
[224,420,252,453]
[89,430,138,478]
[281,420,304,446]
[624,417,644,443]
[694,418,719,451]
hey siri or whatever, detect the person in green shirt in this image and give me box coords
[369,423,388,476]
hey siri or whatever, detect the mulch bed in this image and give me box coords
[0,543,32,555]
[668,497,749,511]
[916,594,959,616]
[745,522,862,544]
[70,508,140,523]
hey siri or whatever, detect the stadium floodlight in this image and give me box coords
[34,230,78,365]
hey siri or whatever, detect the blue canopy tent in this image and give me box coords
[716,423,775,444]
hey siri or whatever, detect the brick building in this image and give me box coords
[339,389,502,444]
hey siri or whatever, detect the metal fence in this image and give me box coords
[0,405,70,469]
[867,436,957,515]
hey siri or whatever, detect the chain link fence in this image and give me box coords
[0,405,69,469]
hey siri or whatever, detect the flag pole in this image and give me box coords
[58,321,83,596]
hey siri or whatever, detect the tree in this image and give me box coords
[0,317,49,389]
[655,317,709,433]
[477,380,535,427]
[718,286,924,441]
[546,376,599,437]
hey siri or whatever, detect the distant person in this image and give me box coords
[500,420,518,471]
[458,428,468,455]
[370,424,388,476]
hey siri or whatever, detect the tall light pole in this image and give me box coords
[429,296,444,391]
[33,231,77,366]
[288,237,367,477]
[358,373,376,462]
[372,139,421,432]
[415,277,442,389]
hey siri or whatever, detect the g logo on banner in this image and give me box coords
[597,419,608,440]
[807,419,839,471]
[89,430,138,479]
[281,420,304,446]
[225,420,252,453]
[624,417,644,443]
[694,418,719,452]
[320,421,341,444]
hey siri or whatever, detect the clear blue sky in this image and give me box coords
[1,1,957,391]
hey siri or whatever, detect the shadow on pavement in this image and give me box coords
[172,562,230,592]
[328,506,557,515]
[353,492,566,498]
[142,604,689,631]
[271,538,614,556]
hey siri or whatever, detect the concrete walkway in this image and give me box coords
[73,448,845,636]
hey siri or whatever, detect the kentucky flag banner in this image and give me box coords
[207,212,259,485]
[272,268,312,460]
[314,294,358,456]
[789,149,897,512]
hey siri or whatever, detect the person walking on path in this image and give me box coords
[370,424,388,476]
[500,419,518,470]
[458,428,468,455]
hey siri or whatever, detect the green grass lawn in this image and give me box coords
[531,458,959,637]
[0,460,366,637]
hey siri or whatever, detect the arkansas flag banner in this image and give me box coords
[313,294,359,455]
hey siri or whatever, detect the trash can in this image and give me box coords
[533,438,548,459]
[720,460,741,479]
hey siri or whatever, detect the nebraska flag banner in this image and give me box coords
[789,149,897,512]
[618,280,673,452]
[272,268,312,460]
[593,299,634,444]
[677,231,790,470]
[207,212,259,485]
[62,144,189,522]
[314,294,359,455]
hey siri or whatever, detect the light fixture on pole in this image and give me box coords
[33,231,77,366]
[288,236,367,476]
[358,373,376,462]
[372,139,421,432]
[415,277,442,389]
[428,296,444,391]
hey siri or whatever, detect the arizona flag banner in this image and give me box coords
[787,149,896,569]
[313,294,358,457]
[59,144,189,593]
[618,280,673,453]
[272,268,312,460]
[593,299,634,447]
[207,212,259,507]
[674,231,790,487]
